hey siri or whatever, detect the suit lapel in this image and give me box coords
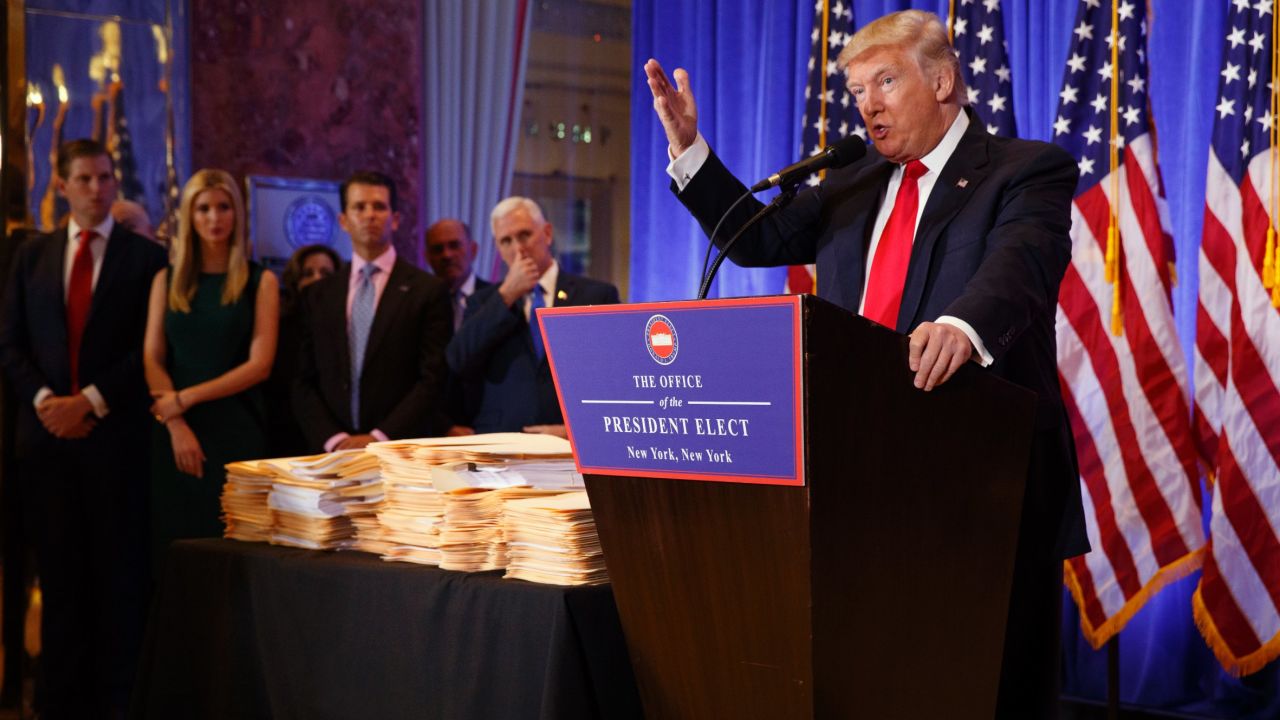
[327,266,353,380]
[364,261,411,362]
[896,118,991,331]
[84,225,127,331]
[42,229,71,354]
[552,272,577,307]
[831,160,894,312]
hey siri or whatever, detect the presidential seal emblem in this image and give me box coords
[283,195,337,250]
[645,314,678,365]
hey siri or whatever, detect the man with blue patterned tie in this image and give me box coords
[447,197,619,435]
[292,171,451,451]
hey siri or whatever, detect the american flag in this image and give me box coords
[1192,0,1280,677]
[950,0,1016,137]
[1051,0,1205,649]
[788,0,864,294]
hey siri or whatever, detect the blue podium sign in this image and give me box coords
[540,296,804,486]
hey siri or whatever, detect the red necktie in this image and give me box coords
[66,229,95,393]
[863,159,928,328]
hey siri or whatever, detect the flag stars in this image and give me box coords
[1123,105,1140,126]
[977,24,995,45]
[1242,139,1251,157]
[826,60,839,76]
[1250,31,1266,54]
[1068,53,1088,74]
[852,125,867,140]
[1083,125,1103,145]
[1227,27,1246,49]
[1060,85,1080,105]
[1104,33,1127,52]
[987,93,1007,112]
[1098,61,1114,81]
[1256,0,1273,17]
[1075,22,1094,42]
[987,123,1000,135]
[967,86,981,105]
[995,65,1011,83]
[983,0,1001,11]
[1217,97,1236,118]
[1054,115,1072,136]
[1113,135,1126,150]
[1091,93,1108,114]
[1258,110,1275,131]
[1244,103,1254,122]
[1127,75,1146,94]
[1118,1,1136,20]
[969,56,988,75]
[1085,0,1101,7]
[1079,156,1096,175]
[1248,68,1258,89]
[1222,62,1241,84]
[1233,0,1250,11]
[954,17,968,36]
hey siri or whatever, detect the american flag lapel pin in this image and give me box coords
[956,178,969,188]
[557,289,568,301]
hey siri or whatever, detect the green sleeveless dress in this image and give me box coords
[151,264,266,565]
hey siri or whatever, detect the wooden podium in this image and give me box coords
[541,294,1035,719]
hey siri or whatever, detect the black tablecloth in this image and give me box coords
[132,539,641,720]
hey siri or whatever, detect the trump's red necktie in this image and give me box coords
[66,230,95,393]
[863,159,927,328]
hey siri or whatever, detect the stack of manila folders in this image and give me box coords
[222,433,608,585]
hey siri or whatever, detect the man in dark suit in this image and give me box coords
[647,10,1087,718]
[447,197,619,435]
[0,139,166,719]
[293,171,451,451]
[424,218,491,435]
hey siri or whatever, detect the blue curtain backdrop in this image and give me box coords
[631,1,1279,716]
[422,0,532,276]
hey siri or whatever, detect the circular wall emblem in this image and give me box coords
[283,195,337,250]
[645,314,678,365]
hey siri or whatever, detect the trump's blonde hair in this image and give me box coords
[836,10,968,106]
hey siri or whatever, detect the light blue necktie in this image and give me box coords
[529,285,546,360]
[349,263,379,428]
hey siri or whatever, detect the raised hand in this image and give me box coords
[644,58,699,156]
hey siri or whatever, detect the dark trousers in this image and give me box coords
[25,435,149,719]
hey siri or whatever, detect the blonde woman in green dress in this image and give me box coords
[144,169,278,566]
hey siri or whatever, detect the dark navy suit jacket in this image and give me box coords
[676,109,1088,560]
[0,224,165,457]
[446,270,619,433]
[292,259,451,450]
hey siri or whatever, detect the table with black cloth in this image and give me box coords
[132,539,642,720]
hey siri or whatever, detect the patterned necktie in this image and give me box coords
[66,230,96,393]
[863,159,928,329]
[529,285,546,360]
[453,290,466,331]
[349,263,380,428]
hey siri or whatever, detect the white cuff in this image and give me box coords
[666,133,710,192]
[370,428,389,443]
[324,432,350,453]
[936,315,993,367]
[81,384,109,418]
[33,387,53,409]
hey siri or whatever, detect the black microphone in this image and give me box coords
[748,135,867,192]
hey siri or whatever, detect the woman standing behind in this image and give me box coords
[266,243,338,457]
[144,169,278,563]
